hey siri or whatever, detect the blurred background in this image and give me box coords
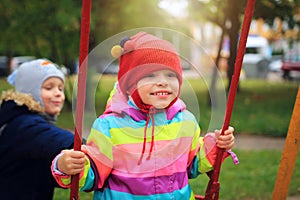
[0,0,300,81]
[1,1,300,199]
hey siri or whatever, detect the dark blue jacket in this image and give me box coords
[0,91,74,200]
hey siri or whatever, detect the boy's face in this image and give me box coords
[136,69,179,109]
[41,77,65,116]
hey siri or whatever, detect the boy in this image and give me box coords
[0,59,74,200]
[52,32,235,200]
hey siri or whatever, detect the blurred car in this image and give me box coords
[0,56,9,76]
[281,49,300,80]
[242,35,271,79]
[281,61,300,80]
[267,51,300,80]
[10,56,36,72]
[268,56,283,73]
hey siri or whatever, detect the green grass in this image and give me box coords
[54,188,93,200]
[184,78,299,137]
[0,77,12,91]
[231,80,299,136]
[190,149,300,200]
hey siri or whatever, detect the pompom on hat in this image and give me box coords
[111,32,182,111]
[7,59,65,107]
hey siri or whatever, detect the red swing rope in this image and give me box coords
[70,0,92,200]
[202,0,256,199]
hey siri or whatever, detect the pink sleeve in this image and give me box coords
[51,151,71,188]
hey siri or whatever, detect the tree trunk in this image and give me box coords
[226,0,243,92]
[208,26,225,107]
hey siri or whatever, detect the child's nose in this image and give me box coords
[156,75,168,86]
[54,88,62,96]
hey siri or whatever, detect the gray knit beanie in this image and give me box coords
[7,58,65,107]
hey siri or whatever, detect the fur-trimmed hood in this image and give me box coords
[0,90,45,127]
[1,90,44,113]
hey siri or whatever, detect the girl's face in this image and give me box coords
[41,77,65,116]
[136,69,179,109]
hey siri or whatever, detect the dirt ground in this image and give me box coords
[234,134,286,151]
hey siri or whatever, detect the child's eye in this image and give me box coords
[58,84,64,91]
[167,72,177,77]
[43,86,52,90]
[143,73,155,78]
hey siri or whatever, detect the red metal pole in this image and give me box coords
[204,0,256,199]
[70,0,92,200]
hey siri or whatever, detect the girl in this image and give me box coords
[52,32,236,200]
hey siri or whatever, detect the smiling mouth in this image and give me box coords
[52,101,62,106]
[151,92,171,96]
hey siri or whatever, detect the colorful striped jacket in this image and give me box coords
[52,83,226,200]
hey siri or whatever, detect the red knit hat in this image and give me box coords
[111,32,182,111]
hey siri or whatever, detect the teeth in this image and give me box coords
[155,92,168,96]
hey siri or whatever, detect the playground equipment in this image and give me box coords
[272,86,300,200]
[71,0,257,199]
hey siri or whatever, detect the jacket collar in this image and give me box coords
[102,83,186,121]
[1,90,44,113]
[0,90,45,127]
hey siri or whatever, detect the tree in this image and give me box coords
[0,0,185,69]
[254,0,296,28]
[189,0,244,91]
[92,0,180,44]
[0,0,83,68]
[189,0,296,90]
